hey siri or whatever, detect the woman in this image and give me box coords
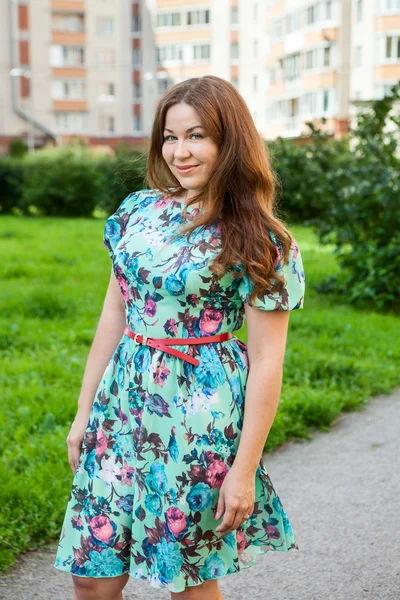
[54,75,305,600]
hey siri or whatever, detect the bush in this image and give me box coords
[309,82,400,310]
[269,121,352,224]
[95,151,147,215]
[0,158,24,214]
[20,146,101,217]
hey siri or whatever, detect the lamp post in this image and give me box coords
[9,67,34,152]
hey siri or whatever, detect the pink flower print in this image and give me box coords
[236,529,247,555]
[71,515,84,531]
[88,515,117,546]
[273,245,282,269]
[264,522,281,539]
[153,360,170,388]
[164,318,179,336]
[96,429,108,456]
[204,460,228,488]
[119,460,135,486]
[115,267,129,301]
[165,507,189,540]
[200,309,223,335]
[154,195,171,210]
[145,297,157,317]
[187,293,199,307]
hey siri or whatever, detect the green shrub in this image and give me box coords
[309,82,400,310]
[0,158,24,214]
[269,121,352,224]
[95,151,147,215]
[20,146,101,217]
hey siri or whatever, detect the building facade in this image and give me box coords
[264,0,400,139]
[0,0,399,151]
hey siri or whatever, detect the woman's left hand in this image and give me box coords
[214,466,255,537]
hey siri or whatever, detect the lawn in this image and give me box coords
[0,215,399,571]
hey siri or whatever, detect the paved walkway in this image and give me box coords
[1,388,399,600]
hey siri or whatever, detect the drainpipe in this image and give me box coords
[8,0,60,146]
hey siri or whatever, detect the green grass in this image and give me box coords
[0,216,399,571]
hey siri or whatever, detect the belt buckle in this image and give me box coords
[132,333,147,346]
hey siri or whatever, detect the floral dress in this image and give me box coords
[54,189,306,592]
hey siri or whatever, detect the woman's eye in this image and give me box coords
[163,133,203,142]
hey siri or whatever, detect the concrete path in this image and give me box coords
[1,388,399,600]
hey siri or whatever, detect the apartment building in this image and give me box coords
[264,0,400,140]
[0,0,265,150]
[0,0,146,151]
[1,0,399,151]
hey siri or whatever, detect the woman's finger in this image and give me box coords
[215,507,237,536]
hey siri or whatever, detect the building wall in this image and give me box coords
[1,0,400,151]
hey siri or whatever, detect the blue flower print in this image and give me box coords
[144,493,163,517]
[199,553,226,580]
[146,463,168,496]
[186,483,214,512]
[84,549,124,577]
[156,537,184,582]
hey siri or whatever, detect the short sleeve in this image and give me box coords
[103,189,145,259]
[237,233,305,311]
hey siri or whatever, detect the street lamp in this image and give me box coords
[9,67,35,152]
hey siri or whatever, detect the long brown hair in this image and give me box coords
[146,75,294,305]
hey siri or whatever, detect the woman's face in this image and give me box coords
[162,103,219,200]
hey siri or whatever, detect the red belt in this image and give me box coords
[123,326,233,366]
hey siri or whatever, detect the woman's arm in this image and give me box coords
[215,307,290,536]
[66,266,126,472]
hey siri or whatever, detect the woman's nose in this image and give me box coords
[174,140,191,159]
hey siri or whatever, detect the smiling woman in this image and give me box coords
[161,106,219,199]
[53,75,305,600]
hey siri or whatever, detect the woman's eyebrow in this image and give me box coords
[164,125,203,133]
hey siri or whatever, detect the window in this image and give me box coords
[286,53,300,80]
[385,35,400,59]
[99,114,115,134]
[52,13,84,32]
[132,48,142,66]
[231,6,239,24]
[272,18,284,39]
[96,16,114,36]
[134,82,142,98]
[305,47,332,70]
[133,113,142,132]
[356,0,363,22]
[381,0,400,11]
[132,15,142,32]
[157,78,169,95]
[324,46,331,67]
[253,75,258,92]
[303,92,317,115]
[231,76,239,88]
[323,90,330,112]
[157,12,181,27]
[50,45,85,67]
[286,11,301,33]
[193,44,211,60]
[101,82,115,97]
[306,4,319,25]
[51,79,87,99]
[96,49,115,67]
[355,45,362,67]
[230,41,239,59]
[157,45,183,63]
[187,9,210,26]
[254,40,258,56]
[55,112,88,133]
[325,0,332,19]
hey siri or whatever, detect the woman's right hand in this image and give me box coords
[66,413,90,474]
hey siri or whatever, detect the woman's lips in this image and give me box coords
[175,165,199,175]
